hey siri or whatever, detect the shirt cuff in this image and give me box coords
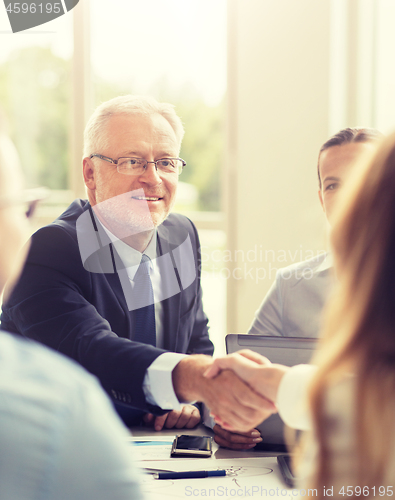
[202,403,215,429]
[277,364,316,431]
[142,352,187,411]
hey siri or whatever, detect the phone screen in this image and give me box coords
[175,435,211,451]
[171,435,212,457]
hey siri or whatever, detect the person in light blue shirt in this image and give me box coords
[0,126,146,500]
[0,332,145,500]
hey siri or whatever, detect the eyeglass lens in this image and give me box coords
[117,158,183,175]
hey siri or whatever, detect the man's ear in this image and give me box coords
[318,189,325,212]
[83,157,96,190]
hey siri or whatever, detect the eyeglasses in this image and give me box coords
[89,154,186,176]
[0,187,49,219]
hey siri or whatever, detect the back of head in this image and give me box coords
[0,113,12,193]
[317,127,382,188]
[0,122,23,200]
[0,122,29,294]
[83,95,185,158]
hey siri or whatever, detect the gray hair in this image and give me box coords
[83,95,185,158]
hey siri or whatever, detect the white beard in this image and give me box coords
[92,188,155,241]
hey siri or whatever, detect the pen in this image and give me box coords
[132,440,174,446]
[155,470,226,480]
[143,468,173,474]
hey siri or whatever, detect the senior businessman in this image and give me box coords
[1,95,273,432]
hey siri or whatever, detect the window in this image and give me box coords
[0,1,227,349]
[0,13,73,190]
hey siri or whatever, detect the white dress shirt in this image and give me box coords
[277,365,395,490]
[277,363,316,430]
[100,223,186,411]
[248,253,334,338]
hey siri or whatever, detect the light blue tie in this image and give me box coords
[132,254,156,347]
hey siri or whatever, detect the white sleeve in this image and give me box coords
[247,274,284,336]
[276,364,317,431]
[142,352,188,410]
[202,403,215,429]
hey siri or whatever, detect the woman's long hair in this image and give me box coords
[307,132,395,488]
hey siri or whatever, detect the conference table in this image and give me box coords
[129,425,296,499]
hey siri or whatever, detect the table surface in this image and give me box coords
[129,424,284,460]
[129,426,294,499]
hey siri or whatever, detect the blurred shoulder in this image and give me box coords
[0,330,98,396]
[27,199,91,265]
[33,198,89,241]
[276,253,330,286]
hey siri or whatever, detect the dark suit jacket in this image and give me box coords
[1,199,213,414]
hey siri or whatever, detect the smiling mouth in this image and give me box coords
[131,196,162,201]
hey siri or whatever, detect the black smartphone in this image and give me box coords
[171,435,212,457]
[277,455,297,487]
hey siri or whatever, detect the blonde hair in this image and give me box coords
[83,95,184,158]
[305,131,395,488]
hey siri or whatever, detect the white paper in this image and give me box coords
[138,457,297,499]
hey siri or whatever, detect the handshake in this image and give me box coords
[172,350,289,433]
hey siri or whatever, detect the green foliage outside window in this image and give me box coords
[0,46,223,211]
[0,47,70,190]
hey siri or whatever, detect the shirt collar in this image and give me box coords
[314,252,333,274]
[97,219,157,279]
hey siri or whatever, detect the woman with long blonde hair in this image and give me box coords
[307,131,395,491]
[206,132,395,494]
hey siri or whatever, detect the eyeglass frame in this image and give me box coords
[89,153,186,175]
[0,187,49,219]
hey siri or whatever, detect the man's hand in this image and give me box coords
[204,349,289,404]
[213,424,262,450]
[143,404,201,431]
[172,355,277,433]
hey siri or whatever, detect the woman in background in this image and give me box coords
[214,127,381,451]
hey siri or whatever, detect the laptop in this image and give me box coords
[226,334,318,451]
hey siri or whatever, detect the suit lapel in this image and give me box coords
[157,224,182,351]
[104,242,135,339]
[108,269,135,339]
[82,207,184,345]
[83,204,134,338]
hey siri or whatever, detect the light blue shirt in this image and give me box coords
[248,253,334,338]
[0,330,146,500]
